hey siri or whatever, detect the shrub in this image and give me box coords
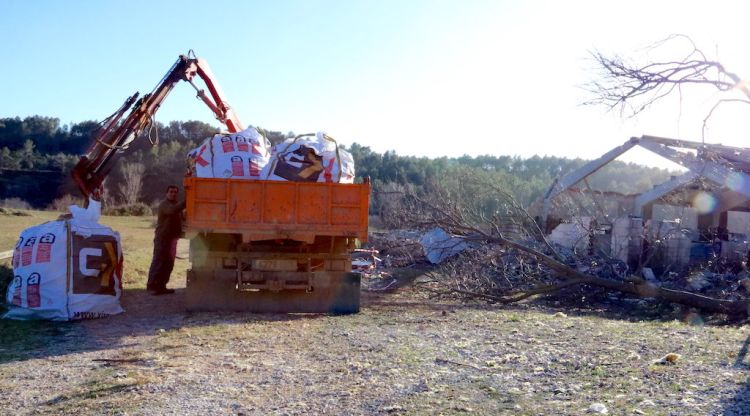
[103,203,153,216]
[48,194,84,212]
[0,198,31,210]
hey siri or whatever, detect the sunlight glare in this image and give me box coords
[693,192,717,214]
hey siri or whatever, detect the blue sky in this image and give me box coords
[2,0,750,167]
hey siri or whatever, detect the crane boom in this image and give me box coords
[71,52,242,199]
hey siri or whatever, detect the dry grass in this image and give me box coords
[0,209,189,290]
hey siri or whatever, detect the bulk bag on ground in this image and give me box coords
[261,132,355,183]
[4,200,124,321]
[188,127,271,179]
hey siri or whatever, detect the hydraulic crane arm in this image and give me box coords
[72,52,242,199]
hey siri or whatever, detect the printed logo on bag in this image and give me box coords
[324,157,335,183]
[35,233,56,263]
[249,158,260,177]
[26,272,41,308]
[12,237,22,268]
[11,275,22,306]
[231,155,244,177]
[21,236,37,266]
[72,234,119,295]
[195,144,209,167]
[220,136,235,153]
[236,136,249,152]
[273,146,324,182]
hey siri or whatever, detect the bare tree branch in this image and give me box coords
[702,98,750,140]
[585,34,750,118]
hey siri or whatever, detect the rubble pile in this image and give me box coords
[354,230,428,292]
[359,225,750,309]
[656,267,750,302]
[436,244,558,294]
[365,231,427,268]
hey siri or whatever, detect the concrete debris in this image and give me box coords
[587,402,608,414]
[352,249,380,273]
[419,227,469,264]
[642,268,657,283]
[549,219,592,252]
[686,271,713,291]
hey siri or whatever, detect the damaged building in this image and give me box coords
[538,135,750,274]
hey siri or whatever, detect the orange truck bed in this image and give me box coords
[183,177,370,243]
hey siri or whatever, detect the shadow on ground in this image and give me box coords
[721,334,750,415]
[0,281,488,365]
[0,287,354,364]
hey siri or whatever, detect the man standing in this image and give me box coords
[147,185,185,295]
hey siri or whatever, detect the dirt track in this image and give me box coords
[2,276,750,416]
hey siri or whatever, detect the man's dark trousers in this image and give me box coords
[147,237,178,290]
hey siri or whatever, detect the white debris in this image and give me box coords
[419,228,468,264]
[588,403,608,414]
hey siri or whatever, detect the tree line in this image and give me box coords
[0,115,676,209]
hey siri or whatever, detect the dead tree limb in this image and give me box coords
[405,188,750,317]
[451,230,747,315]
[586,34,750,127]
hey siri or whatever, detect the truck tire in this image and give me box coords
[329,272,361,315]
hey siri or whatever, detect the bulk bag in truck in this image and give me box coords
[261,132,355,183]
[188,127,271,179]
[4,200,124,320]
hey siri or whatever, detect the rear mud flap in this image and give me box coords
[186,269,360,314]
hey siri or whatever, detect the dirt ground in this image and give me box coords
[2,276,750,416]
[2,211,750,415]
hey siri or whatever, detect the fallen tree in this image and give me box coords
[391,172,750,318]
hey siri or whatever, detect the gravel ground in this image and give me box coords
[1,276,750,415]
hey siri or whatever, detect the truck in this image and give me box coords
[72,52,369,314]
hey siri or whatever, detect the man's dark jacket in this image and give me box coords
[155,200,186,240]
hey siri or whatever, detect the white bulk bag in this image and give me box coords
[4,200,124,321]
[261,132,355,183]
[189,127,270,179]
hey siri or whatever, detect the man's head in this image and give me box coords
[166,185,179,202]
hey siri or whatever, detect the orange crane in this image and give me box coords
[71,51,242,198]
[72,52,368,313]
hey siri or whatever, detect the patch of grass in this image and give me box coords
[506,313,521,322]
[591,366,607,377]
[0,264,11,312]
[395,344,428,366]
[0,319,74,362]
[80,368,128,399]
[42,367,149,414]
